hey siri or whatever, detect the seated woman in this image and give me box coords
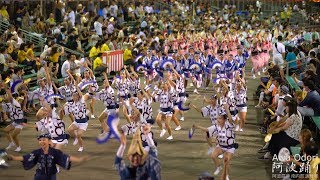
[260,98,302,159]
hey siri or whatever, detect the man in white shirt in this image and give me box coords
[272,36,286,78]
[107,19,115,35]
[144,3,154,14]
[102,5,108,19]
[94,17,103,36]
[109,2,118,17]
[68,9,76,26]
[61,54,78,78]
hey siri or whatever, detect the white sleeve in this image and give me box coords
[2,103,8,112]
[145,132,156,148]
[207,125,217,138]
[94,91,102,101]
[201,106,210,117]
[35,119,46,132]
[12,99,21,108]
[268,84,275,92]
[116,144,126,158]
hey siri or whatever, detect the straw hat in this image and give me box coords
[127,129,148,164]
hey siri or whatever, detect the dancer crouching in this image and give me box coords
[115,127,161,179]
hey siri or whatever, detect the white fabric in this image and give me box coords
[94,21,103,36]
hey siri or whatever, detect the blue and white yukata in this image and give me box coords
[22,147,71,180]
[35,110,68,145]
[95,86,119,116]
[201,104,226,125]
[114,133,161,180]
[2,98,25,129]
[207,120,236,154]
[59,84,76,115]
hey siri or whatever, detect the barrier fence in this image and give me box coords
[102,50,124,73]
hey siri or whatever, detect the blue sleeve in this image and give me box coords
[54,149,71,170]
[299,93,311,107]
[114,156,128,179]
[22,150,39,170]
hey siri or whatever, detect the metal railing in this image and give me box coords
[284,56,309,76]
[0,19,84,58]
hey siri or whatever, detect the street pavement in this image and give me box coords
[0,75,273,180]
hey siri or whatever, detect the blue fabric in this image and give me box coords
[22,148,70,178]
[286,52,297,69]
[114,148,161,180]
[299,90,320,116]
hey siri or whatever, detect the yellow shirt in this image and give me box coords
[101,43,110,52]
[123,49,132,61]
[18,50,27,62]
[26,48,34,58]
[266,80,272,89]
[302,90,307,100]
[310,157,320,180]
[93,57,103,70]
[89,47,100,58]
[0,9,9,20]
[48,18,55,25]
[49,52,61,63]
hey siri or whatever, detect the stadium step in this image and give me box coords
[285,75,301,92]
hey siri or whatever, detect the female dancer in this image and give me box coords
[250,40,262,79]
[154,80,175,140]
[95,72,119,135]
[115,127,161,179]
[7,133,88,180]
[191,94,225,125]
[168,64,185,129]
[36,99,68,151]
[2,87,25,152]
[234,74,247,132]
[192,104,236,180]
[58,71,76,122]
[66,82,89,152]
[78,64,99,119]
[113,69,131,115]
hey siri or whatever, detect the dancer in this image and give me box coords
[66,82,89,152]
[115,128,161,179]
[36,99,69,150]
[2,87,25,152]
[95,72,119,135]
[58,71,77,122]
[113,69,131,115]
[192,104,236,180]
[7,133,88,180]
[234,74,247,132]
[78,65,99,119]
[154,80,175,140]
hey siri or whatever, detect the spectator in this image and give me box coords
[61,54,78,78]
[93,52,108,74]
[17,43,36,74]
[93,16,103,36]
[0,4,9,20]
[285,46,297,72]
[298,79,320,116]
[109,1,118,18]
[260,98,302,159]
[272,36,286,79]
